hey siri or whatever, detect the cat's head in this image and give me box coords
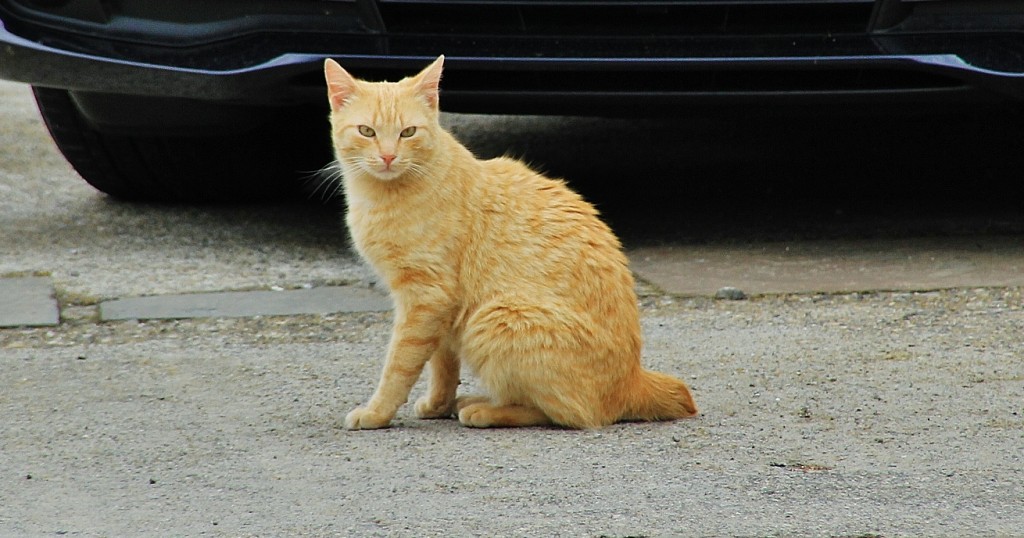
[324,56,444,182]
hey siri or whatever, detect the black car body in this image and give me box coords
[2,0,1024,200]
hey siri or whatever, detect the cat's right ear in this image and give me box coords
[324,58,358,111]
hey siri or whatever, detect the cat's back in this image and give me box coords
[476,156,603,226]
[478,154,534,179]
[466,155,632,295]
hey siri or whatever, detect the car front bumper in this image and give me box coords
[2,0,1024,115]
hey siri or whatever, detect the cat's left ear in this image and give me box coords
[411,55,444,111]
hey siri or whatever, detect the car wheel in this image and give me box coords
[31,87,331,203]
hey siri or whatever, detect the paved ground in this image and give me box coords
[2,80,1024,536]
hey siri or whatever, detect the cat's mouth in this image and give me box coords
[366,164,404,181]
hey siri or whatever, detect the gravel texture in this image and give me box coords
[2,290,1023,536]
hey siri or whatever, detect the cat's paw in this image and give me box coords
[457,403,494,428]
[344,407,392,430]
[458,401,553,428]
[414,396,455,419]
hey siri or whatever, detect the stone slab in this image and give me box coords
[100,286,391,321]
[629,235,1024,297]
[0,276,60,327]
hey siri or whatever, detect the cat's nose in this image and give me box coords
[381,154,397,167]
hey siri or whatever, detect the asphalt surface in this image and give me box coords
[2,80,1024,536]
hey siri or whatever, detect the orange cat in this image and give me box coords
[325,56,697,430]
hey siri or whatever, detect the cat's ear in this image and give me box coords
[324,58,359,111]
[410,55,444,110]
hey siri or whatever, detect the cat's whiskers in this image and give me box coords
[302,160,346,202]
[404,162,429,180]
[333,155,373,179]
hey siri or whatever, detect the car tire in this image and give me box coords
[31,87,331,203]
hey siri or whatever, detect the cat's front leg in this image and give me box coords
[345,299,449,430]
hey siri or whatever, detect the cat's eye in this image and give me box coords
[399,126,417,138]
[357,125,375,137]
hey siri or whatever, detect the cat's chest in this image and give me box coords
[345,200,444,267]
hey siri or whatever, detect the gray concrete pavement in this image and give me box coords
[633,235,1024,297]
[0,276,58,327]
[2,79,1024,536]
[99,285,391,321]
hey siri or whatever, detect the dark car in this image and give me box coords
[2,0,1024,202]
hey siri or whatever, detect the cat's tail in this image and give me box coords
[619,369,699,422]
